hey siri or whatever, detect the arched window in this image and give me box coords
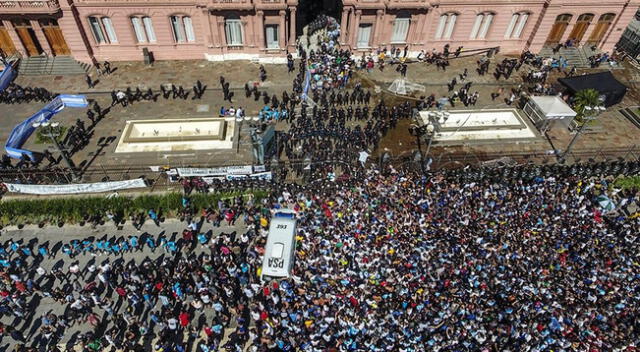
[88,16,117,44]
[131,16,156,43]
[505,12,530,39]
[470,12,494,39]
[587,13,617,45]
[577,14,595,22]
[224,14,243,46]
[391,12,411,43]
[599,13,616,22]
[435,13,458,40]
[170,15,195,43]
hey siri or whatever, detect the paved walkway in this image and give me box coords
[2,55,640,179]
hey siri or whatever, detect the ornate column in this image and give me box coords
[256,11,265,49]
[242,19,251,47]
[3,20,26,56]
[279,10,286,48]
[340,8,350,44]
[350,10,362,48]
[30,20,52,56]
[209,12,221,48]
[217,17,226,51]
[246,16,256,47]
[406,15,418,47]
[418,9,429,46]
[372,9,384,48]
[201,8,214,48]
[288,7,297,48]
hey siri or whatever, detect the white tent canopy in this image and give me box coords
[524,95,577,133]
[528,96,577,120]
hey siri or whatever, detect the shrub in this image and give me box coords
[613,176,640,190]
[0,190,269,226]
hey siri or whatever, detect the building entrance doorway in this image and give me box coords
[0,22,17,57]
[546,14,572,44]
[567,14,594,45]
[40,19,70,56]
[12,19,43,56]
[296,0,342,38]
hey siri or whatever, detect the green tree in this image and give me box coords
[572,89,602,123]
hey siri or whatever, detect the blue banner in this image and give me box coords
[5,95,89,160]
[0,59,17,93]
[300,67,311,100]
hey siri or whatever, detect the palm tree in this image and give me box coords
[572,88,602,123]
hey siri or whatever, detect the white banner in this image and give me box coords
[3,178,147,195]
[176,166,253,177]
[225,171,272,181]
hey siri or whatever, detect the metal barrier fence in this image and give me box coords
[1,143,639,186]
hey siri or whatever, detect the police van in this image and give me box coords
[261,210,297,281]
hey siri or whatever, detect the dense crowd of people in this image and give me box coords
[1,164,639,352]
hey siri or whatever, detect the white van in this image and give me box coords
[261,210,297,281]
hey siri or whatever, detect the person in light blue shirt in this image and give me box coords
[129,236,139,252]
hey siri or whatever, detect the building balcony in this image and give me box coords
[385,0,429,9]
[72,0,195,4]
[208,0,254,10]
[348,0,385,9]
[255,0,287,10]
[0,0,60,14]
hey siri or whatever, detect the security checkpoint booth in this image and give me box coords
[523,96,577,133]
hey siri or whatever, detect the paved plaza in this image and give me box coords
[1,43,640,352]
[3,55,640,180]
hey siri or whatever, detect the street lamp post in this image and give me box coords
[409,122,435,176]
[33,121,80,181]
[558,105,606,164]
[235,115,245,154]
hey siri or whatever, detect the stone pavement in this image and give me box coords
[0,218,247,352]
[2,55,640,179]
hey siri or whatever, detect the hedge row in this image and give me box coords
[613,176,640,190]
[0,190,270,226]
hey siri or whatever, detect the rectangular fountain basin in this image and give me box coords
[115,118,235,153]
[418,109,539,145]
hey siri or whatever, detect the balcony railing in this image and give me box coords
[0,0,60,12]
[208,0,253,10]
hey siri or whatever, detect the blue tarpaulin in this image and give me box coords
[5,94,88,160]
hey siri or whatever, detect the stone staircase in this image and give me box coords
[537,46,589,68]
[18,55,90,76]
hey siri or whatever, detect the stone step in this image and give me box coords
[18,55,89,76]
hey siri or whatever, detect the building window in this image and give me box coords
[357,23,372,48]
[505,12,529,39]
[170,15,195,43]
[435,13,457,39]
[391,12,410,43]
[88,16,117,44]
[225,17,243,46]
[131,16,156,43]
[265,24,279,49]
[470,12,494,39]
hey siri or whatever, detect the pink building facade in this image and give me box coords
[0,0,638,64]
